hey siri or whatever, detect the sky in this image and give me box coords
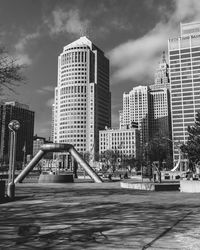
[0,0,200,138]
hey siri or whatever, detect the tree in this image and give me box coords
[0,47,25,92]
[100,150,120,173]
[181,112,200,167]
[83,151,91,163]
[148,137,167,166]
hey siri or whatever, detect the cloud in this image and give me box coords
[172,0,200,22]
[109,0,200,85]
[14,31,40,65]
[15,53,32,66]
[46,8,90,36]
[15,32,39,52]
[37,85,55,94]
[46,98,54,107]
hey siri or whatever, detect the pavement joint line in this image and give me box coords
[141,210,193,250]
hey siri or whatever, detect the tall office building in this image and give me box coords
[150,52,170,90]
[0,101,34,163]
[168,22,200,161]
[149,52,172,141]
[53,36,111,159]
[121,86,149,157]
[149,89,171,139]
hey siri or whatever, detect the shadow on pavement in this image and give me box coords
[1,183,200,249]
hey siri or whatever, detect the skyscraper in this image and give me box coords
[0,101,34,164]
[149,88,171,139]
[149,52,172,141]
[168,22,200,161]
[53,36,111,158]
[150,51,170,90]
[121,86,149,157]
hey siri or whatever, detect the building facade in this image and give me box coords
[121,86,149,157]
[53,36,111,159]
[149,88,171,139]
[33,135,46,156]
[150,51,170,90]
[0,101,34,163]
[99,127,140,161]
[168,22,200,161]
[149,52,172,141]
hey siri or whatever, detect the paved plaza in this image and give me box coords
[1,181,200,249]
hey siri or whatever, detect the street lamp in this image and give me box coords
[7,120,20,199]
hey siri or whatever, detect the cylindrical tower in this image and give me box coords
[53,36,111,159]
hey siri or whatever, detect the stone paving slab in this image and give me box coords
[1,182,200,249]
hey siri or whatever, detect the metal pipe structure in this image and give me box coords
[14,143,103,184]
[69,147,102,183]
[14,150,45,184]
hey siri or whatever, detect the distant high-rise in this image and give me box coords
[168,22,200,161]
[53,36,111,158]
[99,127,140,161]
[149,89,171,139]
[149,52,172,141]
[0,101,34,163]
[121,86,149,157]
[150,51,170,90]
[120,53,172,161]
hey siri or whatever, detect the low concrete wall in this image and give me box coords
[120,182,155,191]
[38,174,74,183]
[121,181,180,191]
[180,180,200,193]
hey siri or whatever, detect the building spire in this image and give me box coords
[161,51,166,63]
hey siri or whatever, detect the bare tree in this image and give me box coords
[0,47,25,92]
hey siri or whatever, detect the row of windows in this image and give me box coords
[170,57,200,65]
[60,86,86,94]
[170,65,200,72]
[61,51,87,65]
[170,52,200,60]
[169,47,200,55]
[170,60,200,69]
[171,75,200,82]
[61,72,87,78]
[59,125,86,129]
[61,76,87,82]
[61,63,86,70]
[61,67,86,74]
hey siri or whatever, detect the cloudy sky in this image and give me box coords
[0,0,200,138]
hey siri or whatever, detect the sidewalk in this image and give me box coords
[1,182,200,249]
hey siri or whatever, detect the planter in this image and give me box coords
[38,174,74,183]
[0,181,6,199]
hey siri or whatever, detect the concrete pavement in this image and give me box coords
[1,182,200,249]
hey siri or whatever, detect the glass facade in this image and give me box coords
[168,23,200,161]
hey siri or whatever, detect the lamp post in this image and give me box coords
[7,120,20,199]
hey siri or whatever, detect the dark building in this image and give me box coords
[0,101,34,164]
[33,135,52,158]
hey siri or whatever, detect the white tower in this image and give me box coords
[53,37,111,159]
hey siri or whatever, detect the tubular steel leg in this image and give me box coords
[14,150,45,184]
[69,147,103,183]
